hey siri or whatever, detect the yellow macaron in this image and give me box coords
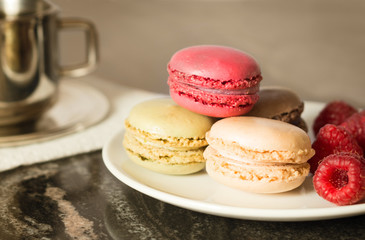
[123,98,215,175]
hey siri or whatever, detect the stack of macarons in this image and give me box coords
[123,44,314,193]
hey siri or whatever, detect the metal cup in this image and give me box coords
[0,0,98,126]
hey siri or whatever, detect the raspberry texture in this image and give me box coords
[313,153,365,206]
[341,110,365,150]
[308,124,363,174]
[313,101,357,135]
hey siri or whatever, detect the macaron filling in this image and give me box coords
[125,120,208,149]
[170,88,259,109]
[206,156,309,183]
[168,78,260,109]
[168,66,262,89]
[206,132,315,164]
[124,132,207,165]
[177,81,260,96]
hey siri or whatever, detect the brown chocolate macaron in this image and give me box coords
[247,86,308,131]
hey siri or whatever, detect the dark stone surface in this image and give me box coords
[0,151,364,240]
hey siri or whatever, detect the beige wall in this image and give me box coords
[54,0,365,107]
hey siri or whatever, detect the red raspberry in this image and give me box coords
[308,124,363,174]
[313,153,365,206]
[313,101,357,135]
[341,110,365,150]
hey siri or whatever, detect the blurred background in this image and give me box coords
[54,0,365,107]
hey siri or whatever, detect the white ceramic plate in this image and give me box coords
[102,101,365,221]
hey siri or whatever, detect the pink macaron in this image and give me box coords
[167,45,262,117]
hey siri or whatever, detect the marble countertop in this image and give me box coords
[0,151,364,240]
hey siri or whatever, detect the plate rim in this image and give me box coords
[102,101,365,221]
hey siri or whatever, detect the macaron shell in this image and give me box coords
[126,98,215,138]
[206,158,308,193]
[204,146,310,193]
[247,86,304,121]
[207,117,313,155]
[291,117,308,132]
[125,151,205,175]
[168,45,261,82]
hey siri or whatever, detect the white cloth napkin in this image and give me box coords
[0,75,165,172]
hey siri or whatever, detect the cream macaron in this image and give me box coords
[204,117,315,193]
[123,98,215,175]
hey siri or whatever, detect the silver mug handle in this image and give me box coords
[58,18,99,77]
